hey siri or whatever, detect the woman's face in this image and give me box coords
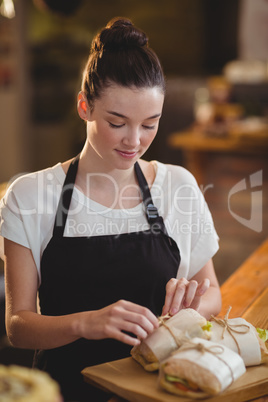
[84,84,164,170]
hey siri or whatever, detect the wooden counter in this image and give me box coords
[219,238,268,329]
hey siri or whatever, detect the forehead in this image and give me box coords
[96,84,164,115]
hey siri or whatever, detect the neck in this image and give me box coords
[75,143,142,209]
[78,142,138,190]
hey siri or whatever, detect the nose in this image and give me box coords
[122,127,141,148]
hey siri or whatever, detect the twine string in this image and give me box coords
[176,341,235,385]
[158,314,182,348]
[158,312,237,385]
[179,341,224,355]
[210,306,250,355]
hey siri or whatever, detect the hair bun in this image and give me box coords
[92,17,148,52]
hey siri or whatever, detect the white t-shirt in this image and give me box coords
[0,161,219,284]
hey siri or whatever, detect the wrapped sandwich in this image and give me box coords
[210,308,268,366]
[131,308,211,371]
[159,338,246,398]
[0,365,62,402]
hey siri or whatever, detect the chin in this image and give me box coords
[112,155,141,170]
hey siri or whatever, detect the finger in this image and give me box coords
[121,320,149,340]
[125,312,157,335]
[110,313,156,344]
[183,280,198,307]
[102,312,153,344]
[196,278,210,296]
[186,279,210,311]
[106,325,142,346]
[121,300,159,329]
[169,278,189,316]
[162,278,178,316]
[112,301,158,334]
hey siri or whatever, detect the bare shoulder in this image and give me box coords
[61,158,75,175]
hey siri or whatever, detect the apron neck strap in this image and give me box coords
[134,162,167,234]
[53,154,80,237]
[53,157,167,237]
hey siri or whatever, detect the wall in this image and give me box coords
[0,0,240,178]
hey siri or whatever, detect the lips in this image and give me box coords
[115,149,138,158]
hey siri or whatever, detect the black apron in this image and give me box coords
[34,156,181,401]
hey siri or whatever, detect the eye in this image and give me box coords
[142,125,155,130]
[109,122,125,129]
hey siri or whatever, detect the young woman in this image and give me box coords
[0,17,221,401]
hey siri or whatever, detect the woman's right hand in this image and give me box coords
[5,240,159,349]
[75,300,159,346]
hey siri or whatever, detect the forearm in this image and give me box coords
[7,310,88,350]
[196,285,222,320]
[7,300,160,350]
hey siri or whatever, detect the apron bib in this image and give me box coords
[34,156,181,401]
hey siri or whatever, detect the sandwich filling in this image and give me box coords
[164,374,204,394]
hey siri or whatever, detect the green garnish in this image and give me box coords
[202,321,212,331]
[165,375,188,386]
[256,328,268,342]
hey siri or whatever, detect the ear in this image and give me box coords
[77,91,90,121]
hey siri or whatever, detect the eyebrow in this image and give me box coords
[106,111,162,120]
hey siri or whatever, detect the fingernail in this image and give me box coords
[170,308,178,315]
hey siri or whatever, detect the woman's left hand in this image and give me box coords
[162,277,210,316]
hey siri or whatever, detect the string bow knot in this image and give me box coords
[210,306,250,355]
[179,340,224,356]
[176,340,234,384]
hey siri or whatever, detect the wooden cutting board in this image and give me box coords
[82,357,268,402]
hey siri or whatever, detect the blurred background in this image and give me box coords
[0,0,267,366]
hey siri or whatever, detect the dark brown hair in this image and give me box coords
[81,17,165,108]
